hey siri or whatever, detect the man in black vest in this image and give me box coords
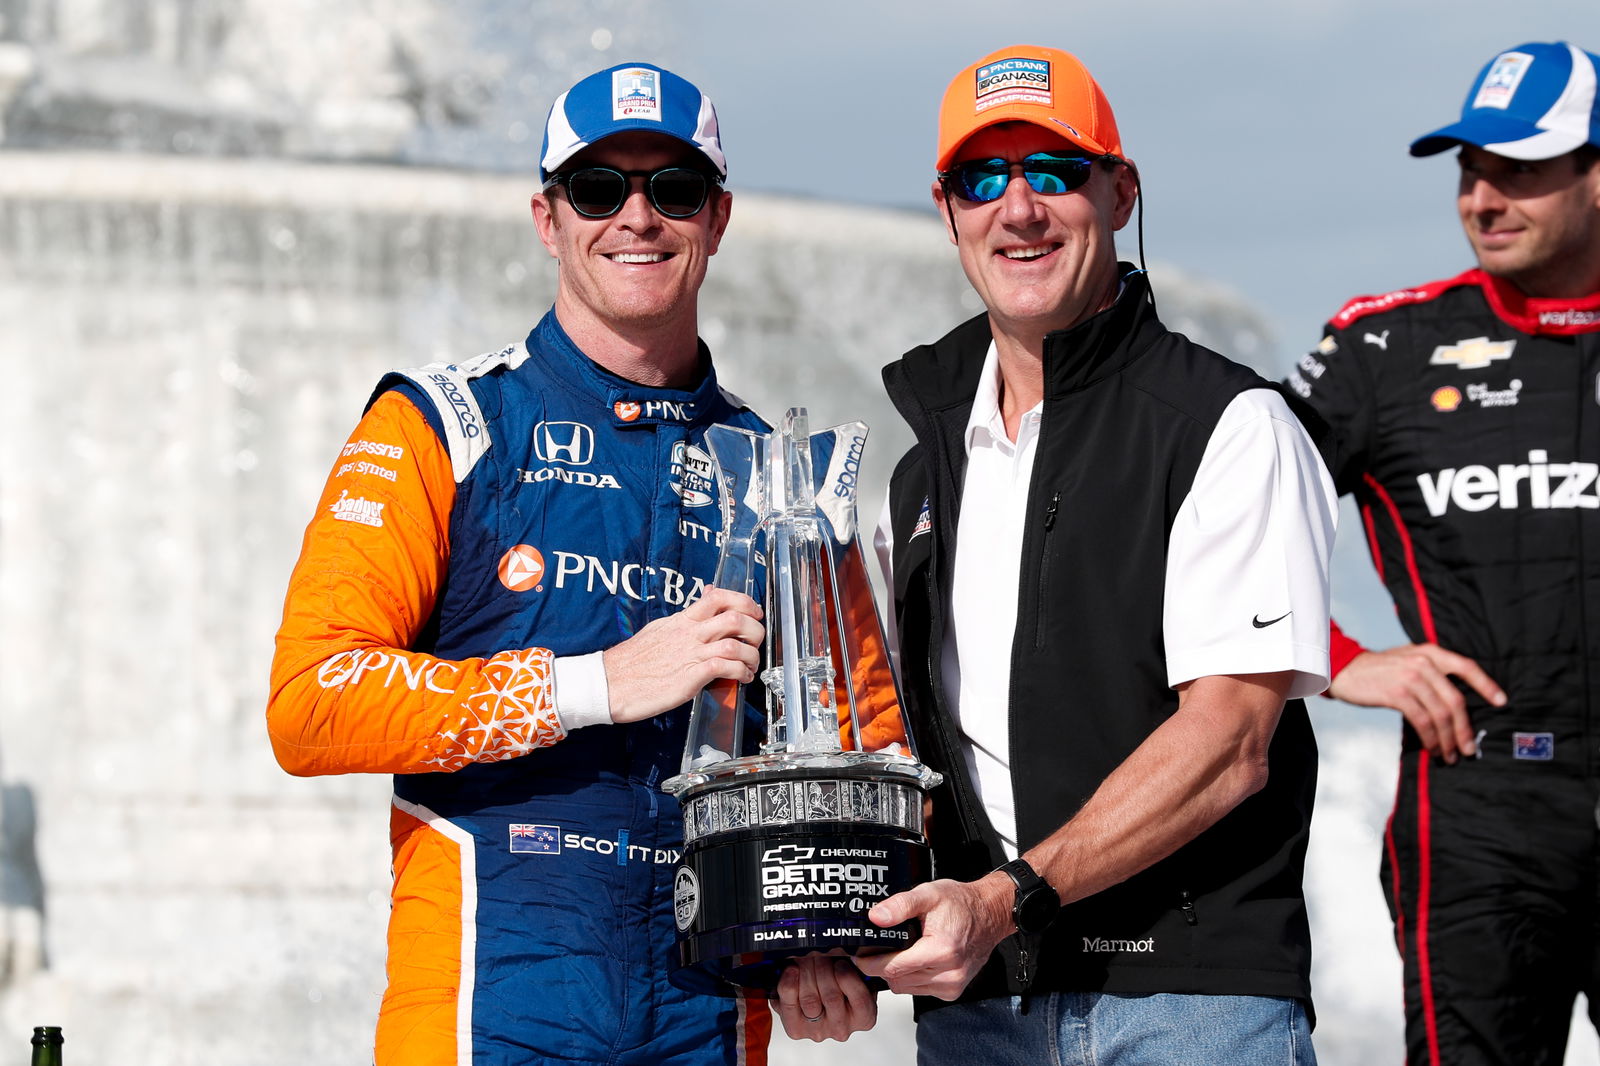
[1291,41,1600,1066]
[851,45,1338,1064]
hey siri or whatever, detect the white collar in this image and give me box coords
[963,340,1043,454]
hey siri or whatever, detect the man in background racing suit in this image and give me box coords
[266,62,870,1064]
[1289,40,1600,1066]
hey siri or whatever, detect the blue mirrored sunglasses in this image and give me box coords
[942,152,1113,203]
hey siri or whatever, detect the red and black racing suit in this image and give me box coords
[1290,268,1600,1065]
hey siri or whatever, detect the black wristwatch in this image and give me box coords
[998,858,1060,989]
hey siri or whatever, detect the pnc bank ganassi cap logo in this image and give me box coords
[670,440,716,507]
[975,57,1051,112]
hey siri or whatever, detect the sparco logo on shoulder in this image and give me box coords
[427,372,481,438]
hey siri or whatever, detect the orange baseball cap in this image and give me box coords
[936,45,1124,171]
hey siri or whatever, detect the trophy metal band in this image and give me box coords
[664,408,942,994]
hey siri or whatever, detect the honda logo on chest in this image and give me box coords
[533,421,595,465]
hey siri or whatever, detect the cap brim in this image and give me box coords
[1410,113,1586,159]
[543,125,727,181]
[937,111,1110,171]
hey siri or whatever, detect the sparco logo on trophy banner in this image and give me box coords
[832,434,865,499]
[1418,449,1600,516]
[759,844,892,900]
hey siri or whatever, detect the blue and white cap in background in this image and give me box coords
[1411,41,1600,160]
[540,62,726,181]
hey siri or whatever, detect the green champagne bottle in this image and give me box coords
[29,1027,62,1066]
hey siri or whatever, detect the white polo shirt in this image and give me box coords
[875,341,1336,857]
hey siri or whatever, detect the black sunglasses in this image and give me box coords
[941,152,1117,203]
[543,165,719,219]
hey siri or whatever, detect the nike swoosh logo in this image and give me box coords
[1252,612,1292,629]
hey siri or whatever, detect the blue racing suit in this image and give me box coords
[269,309,771,1064]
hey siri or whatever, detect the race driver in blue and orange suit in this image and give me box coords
[1289,40,1600,1064]
[267,309,776,1064]
[262,60,850,1066]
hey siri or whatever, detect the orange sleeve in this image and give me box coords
[266,390,568,777]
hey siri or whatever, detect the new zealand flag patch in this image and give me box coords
[510,823,561,854]
[1513,732,1554,761]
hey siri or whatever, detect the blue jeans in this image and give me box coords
[916,992,1316,1066]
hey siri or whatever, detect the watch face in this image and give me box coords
[1015,884,1060,934]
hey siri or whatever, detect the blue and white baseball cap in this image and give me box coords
[1411,41,1600,160]
[539,62,726,181]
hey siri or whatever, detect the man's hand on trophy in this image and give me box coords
[853,874,1013,1000]
[602,588,764,723]
[775,952,878,1041]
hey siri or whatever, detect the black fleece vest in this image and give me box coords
[883,273,1317,1010]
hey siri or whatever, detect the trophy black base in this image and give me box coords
[666,760,933,995]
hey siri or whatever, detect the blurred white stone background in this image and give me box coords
[0,1,1593,1063]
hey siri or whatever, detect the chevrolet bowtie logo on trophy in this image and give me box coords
[664,408,941,994]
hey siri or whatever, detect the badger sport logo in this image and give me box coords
[612,67,661,121]
[498,545,546,592]
[1431,386,1463,412]
[328,489,385,527]
[613,401,642,423]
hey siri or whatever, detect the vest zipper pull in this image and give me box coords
[1043,492,1060,531]
[1180,889,1198,926]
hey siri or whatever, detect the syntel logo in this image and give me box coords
[1417,449,1599,516]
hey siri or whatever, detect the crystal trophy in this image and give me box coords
[663,408,941,994]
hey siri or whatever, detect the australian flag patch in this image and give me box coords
[1513,732,1554,761]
